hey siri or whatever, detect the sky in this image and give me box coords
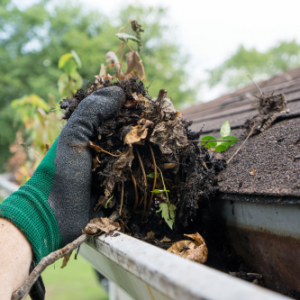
[17,0,300,102]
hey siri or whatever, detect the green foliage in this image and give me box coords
[105,195,114,209]
[200,135,217,149]
[58,51,82,97]
[0,1,197,166]
[149,169,176,229]
[147,172,160,179]
[208,41,300,90]
[156,202,176,229]
[220,120,230,137]
[115,33,141,44]
[201,120,238,152]
[151,189,170,194]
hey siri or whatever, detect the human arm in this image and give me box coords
[0,218,32,300]
[0,86,125,299]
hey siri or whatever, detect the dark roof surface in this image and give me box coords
[181,67,300,199]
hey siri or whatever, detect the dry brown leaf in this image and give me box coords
[125,51,146,81]
[146,231,155,240]
[160,236,171,243]
[137,118,154,133]
[61,251,72,269]
[124,125,148,146]
[92,156,101,172]
[83,218,121,237]
[124,100,137,108]
[102,148,135,198]
[249,168,256,175]
[167,232,208,264]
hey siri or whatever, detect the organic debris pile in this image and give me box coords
[60,78,226,263]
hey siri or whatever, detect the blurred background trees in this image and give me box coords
[0,0,196,170]
[208,40,300,91]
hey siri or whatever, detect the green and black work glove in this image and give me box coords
[0,86,125,299]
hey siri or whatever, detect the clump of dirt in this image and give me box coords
[244,93,289,135]
[60,77,226,241]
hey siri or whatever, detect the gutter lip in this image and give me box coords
[82,232,290,300]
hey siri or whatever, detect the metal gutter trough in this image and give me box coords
[0,173,292,300]
[79,232,292,300]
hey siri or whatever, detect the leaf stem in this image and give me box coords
[157,166,169,203]
[147,142,157,216]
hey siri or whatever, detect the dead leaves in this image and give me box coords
[125,51,146,81]
[61,251,72,269]
[124,125,148,146]
[167,232,208,264]
[249,168,256,175]
[149,90,188,154]
[83,218,121,237]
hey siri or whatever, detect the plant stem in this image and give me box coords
[157,166,169,203]
[147,142,157,216]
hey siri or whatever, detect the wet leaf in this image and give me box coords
[83,218,121,236]
[200,136,217,149]
[125,51,146,81]
[215,144,227,152]
[220,120,231,137]
[160,236,171,243]
[61,251,72,269]
[146,231,155,240]
[124,125,148,146]
[167,232,208,264]
[131,20,144,33]
[250,168,256,175]
[116,33,140,44]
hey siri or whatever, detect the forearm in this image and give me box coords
[0,218,32,300]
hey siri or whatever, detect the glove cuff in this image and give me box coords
[0,138,63,262]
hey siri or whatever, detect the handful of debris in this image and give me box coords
[61,77,226,248]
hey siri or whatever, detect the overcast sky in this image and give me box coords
[19,0,300,101]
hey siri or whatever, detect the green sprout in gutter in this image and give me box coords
[147,170,176,229]
[200,120,238,152]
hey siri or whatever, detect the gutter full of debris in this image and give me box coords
[0,175,290,300]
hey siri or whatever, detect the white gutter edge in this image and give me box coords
[80,233,290,300]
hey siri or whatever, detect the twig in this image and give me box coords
[248,74,263,97]
[135,146,147,217]
[89,141,122,157]
[227,127,254,164]
[12,234,89,300]
[147,142,157,217]
[119,181,124,215]
[131,170,139,211]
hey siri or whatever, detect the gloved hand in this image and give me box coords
[0,86,125,299]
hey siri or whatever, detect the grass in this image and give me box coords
[41,255,108,300]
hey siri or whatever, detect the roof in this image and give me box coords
[181,67,300,200]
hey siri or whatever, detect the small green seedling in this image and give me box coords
[200,120,238,152]
[147,171,176,229]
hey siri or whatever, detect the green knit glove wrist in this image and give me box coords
[0,137,63,263]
